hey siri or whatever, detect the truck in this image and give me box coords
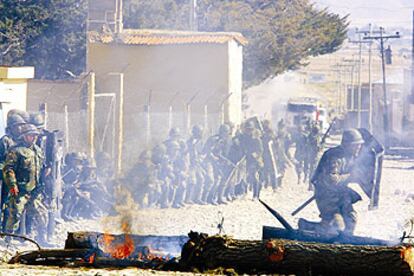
[284,97,329,132]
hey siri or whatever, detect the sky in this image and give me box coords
[314,0,414,29]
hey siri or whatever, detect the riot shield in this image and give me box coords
[356,128,384,209]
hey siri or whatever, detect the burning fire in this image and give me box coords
[101,219,135,259]
[102,233,135,259]
[99,215,173,262]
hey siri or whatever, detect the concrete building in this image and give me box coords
[87,0,246,171]
[0,66,34,136]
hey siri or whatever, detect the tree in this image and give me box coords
[0,0,347,84]
[0,0,86,80]
[124,0,348,87]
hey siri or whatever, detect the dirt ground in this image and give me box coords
[0,154,413,275]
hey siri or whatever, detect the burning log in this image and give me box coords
[9,232,187,270]
[65,231,188,258]
[180,232,414,275]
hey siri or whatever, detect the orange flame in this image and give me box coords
[102,233,135,259]
[88,253,96,264]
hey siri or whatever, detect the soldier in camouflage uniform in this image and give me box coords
[0,114,28,230]
[304,124,321,190]
[185,125,205,204]
[61,152,84,220]
[3,124,48,242]
[261,120,278,190]
[203,124,234,205]
[127,150,158,208]
[293,124,308,185]
[310,129,364,235]
[274,128,292,189]
[233,121,264,200]
[151,144,174,208]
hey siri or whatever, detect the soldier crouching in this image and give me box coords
[310,129,364,235]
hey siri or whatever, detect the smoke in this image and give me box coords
[243,71,324,121]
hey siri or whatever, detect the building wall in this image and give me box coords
[0,67,33,136]
[227,40,243,124]
[0,79,28,135]
[87,41,243,171]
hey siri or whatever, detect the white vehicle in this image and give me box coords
[285,97,329,132]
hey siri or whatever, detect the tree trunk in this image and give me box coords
[181,232,414,276]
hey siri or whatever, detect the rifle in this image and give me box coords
[320,117,337,146]
[291,195,315,216]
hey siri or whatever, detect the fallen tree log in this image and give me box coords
[8,248,179,269]
[180,232,414,276]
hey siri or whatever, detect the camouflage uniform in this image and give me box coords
[127,150,158,207]
[3,125,47,238]
[234,122,264,200]
[293,125,308,184]
[0,115,28,231]
[203,124,233,204]
[185,125,205,204]
[304,125,321,190]
[274,132,291,188]
[261,120,278,190]
[151,144,174,208]
[311,129,364,234]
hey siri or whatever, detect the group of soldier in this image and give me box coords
[0,109,117,245]
[61,151,115,221]
[125,117,324,209]
[0,109,53,245]
[0,106,380,243]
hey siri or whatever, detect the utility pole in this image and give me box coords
[364,27,400,148]
[411,10,414,99]
[350,28,372,128]
[368,24,373,132]
[189,0,198,31]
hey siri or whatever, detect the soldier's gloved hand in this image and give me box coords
[10,186,19,196]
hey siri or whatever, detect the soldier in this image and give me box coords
[276,119,291,157]
[293,124,308,185]
[127,150,158,207]
[186,125,205,204]
[171,141,189,208]
[164,127,186,150]
[78,158,113,216]
[304,124,321,190]
[274,129,292,189]
[61,152,85,220]
[0,114,27,230]
[151,144,174,208]
[261,120,278,190]
[3,124,48,243]
[234,121,264,200]
[203,124,233,205]
[310,129,365,235]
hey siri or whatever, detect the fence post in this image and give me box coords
[87,72,96,159]
[64,104,70,151]
[39,103,48,129]
[204,104,208,133]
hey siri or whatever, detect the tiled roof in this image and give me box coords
[88,29,248,46]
